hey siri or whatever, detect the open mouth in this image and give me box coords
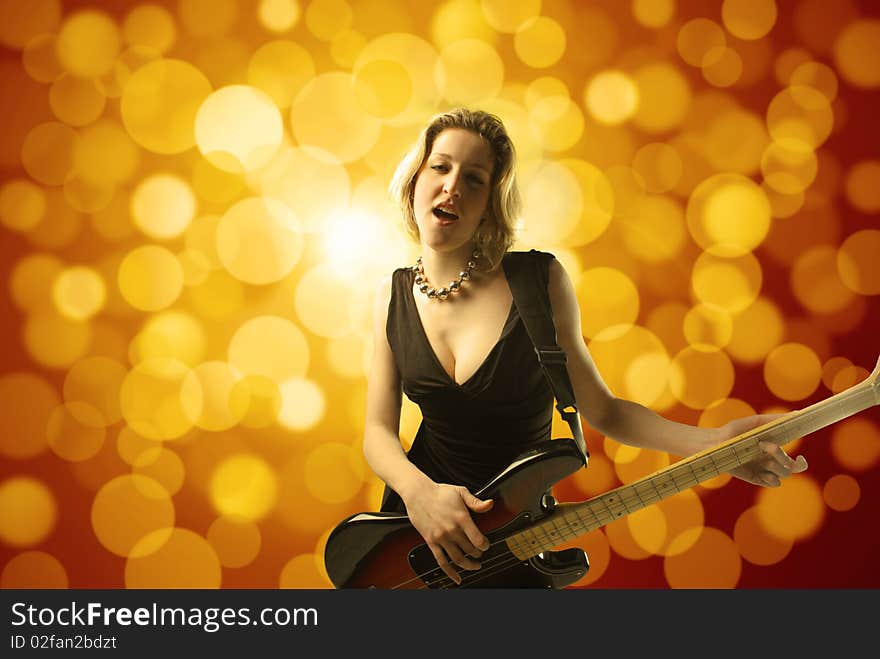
[433,206,459,221]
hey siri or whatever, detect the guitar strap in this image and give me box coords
[502,250,589,465]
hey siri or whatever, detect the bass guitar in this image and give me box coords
[324,356,880,588]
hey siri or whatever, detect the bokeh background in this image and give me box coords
[0,0,878,589]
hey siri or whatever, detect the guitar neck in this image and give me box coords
[507,376,879,561]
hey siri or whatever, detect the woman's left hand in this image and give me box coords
[716,414,808,487]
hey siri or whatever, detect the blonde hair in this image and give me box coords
[388,108,521,272]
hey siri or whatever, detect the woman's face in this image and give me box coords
[412,128,494,254]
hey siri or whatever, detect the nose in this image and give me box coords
[442,171,462,197]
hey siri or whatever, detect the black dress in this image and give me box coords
[380,250,556,512]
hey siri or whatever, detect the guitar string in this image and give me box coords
[390,391,872,587]
[434,442,770,589]
[393,439,773,589]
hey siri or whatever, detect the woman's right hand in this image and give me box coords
[401,479,493,585]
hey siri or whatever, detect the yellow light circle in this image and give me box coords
[632,0,674,29]
[122,4,176,54]
[838,229,880,295]
[304,442,365,504]
[766,85,833,152]
[280,553,332,588]
[683,304,733,351]
[691,251,762,313]
[833,19,880,89]
[830,419,880,472]
[755,475,825,542]
[633,63,692,134]
[231,375,282,428]
[23,312,92,369]
[0,551,68,589]
[844,160,880,213]
[63,356,126,427]
[52,265,106,320]
[91,474,175,557]
[556,158,614,247]
[46,401,106,461]
[131,173,196,240]
[133,447,185,496]
[125,528,221,588]
[702,46,743,88]
[293,264,359,338]
[584,70,638,126]
[73,119,141,187]
[514,16,566,69]
[687,173,771,257]
[519,159,583,247]
[632,143,682,194]
[763,343,822,402]
[823,474,860,512]
[726,297,784,365]
[0,477,57,546]
[733,506,793,566]
[575,267,640,339]
[206,516,261,568]
[677,18,726,67]
[619,194,686,263]
[0,178,46,232]
[119,358,195,441]
[129,310,205,367]
[278,377,325,431]
[21,121,77,185]
[353,33,442,126]
[180,361,245,432]
[56,9,120,78]
[210,453,278,521]
[588,325,670,409]
[195,85,283,173]
[665,527,741,588]
[532,95,585,152]
[247,40,314,110]
[722,0,777,40]
[120,58,213,154]
[258,0,300,33]
[791,245,856,314]
[305,0,351,41]
[116,425,161,466]
[353,58,412,119]
[761,141,818,194]
[290,72,381,163]
[48,74,106,127]
[481,0,540,33]
[216,196,304,285]
[669,347,735,410]
[117,245,184,311]
[439,39,503,106]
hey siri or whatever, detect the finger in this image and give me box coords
[460,518,490,555]
[444,540,480,572]
[793,455,808,473]
[759,441,797,470]
[430,545,461,585]
[759,471,781,487]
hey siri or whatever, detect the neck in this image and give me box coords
[420,243,478,285]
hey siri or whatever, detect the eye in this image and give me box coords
[430,164,447,172]
[467,175,485,186]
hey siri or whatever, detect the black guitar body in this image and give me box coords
[324,438,589,589]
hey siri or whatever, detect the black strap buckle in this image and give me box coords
[534,346,567,365]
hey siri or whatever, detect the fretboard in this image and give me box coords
[507,374,879,560]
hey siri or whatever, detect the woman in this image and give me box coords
[362,107,807,586]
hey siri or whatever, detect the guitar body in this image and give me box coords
[324,438,589,589]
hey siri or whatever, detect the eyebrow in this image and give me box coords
[431,153,491,174]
